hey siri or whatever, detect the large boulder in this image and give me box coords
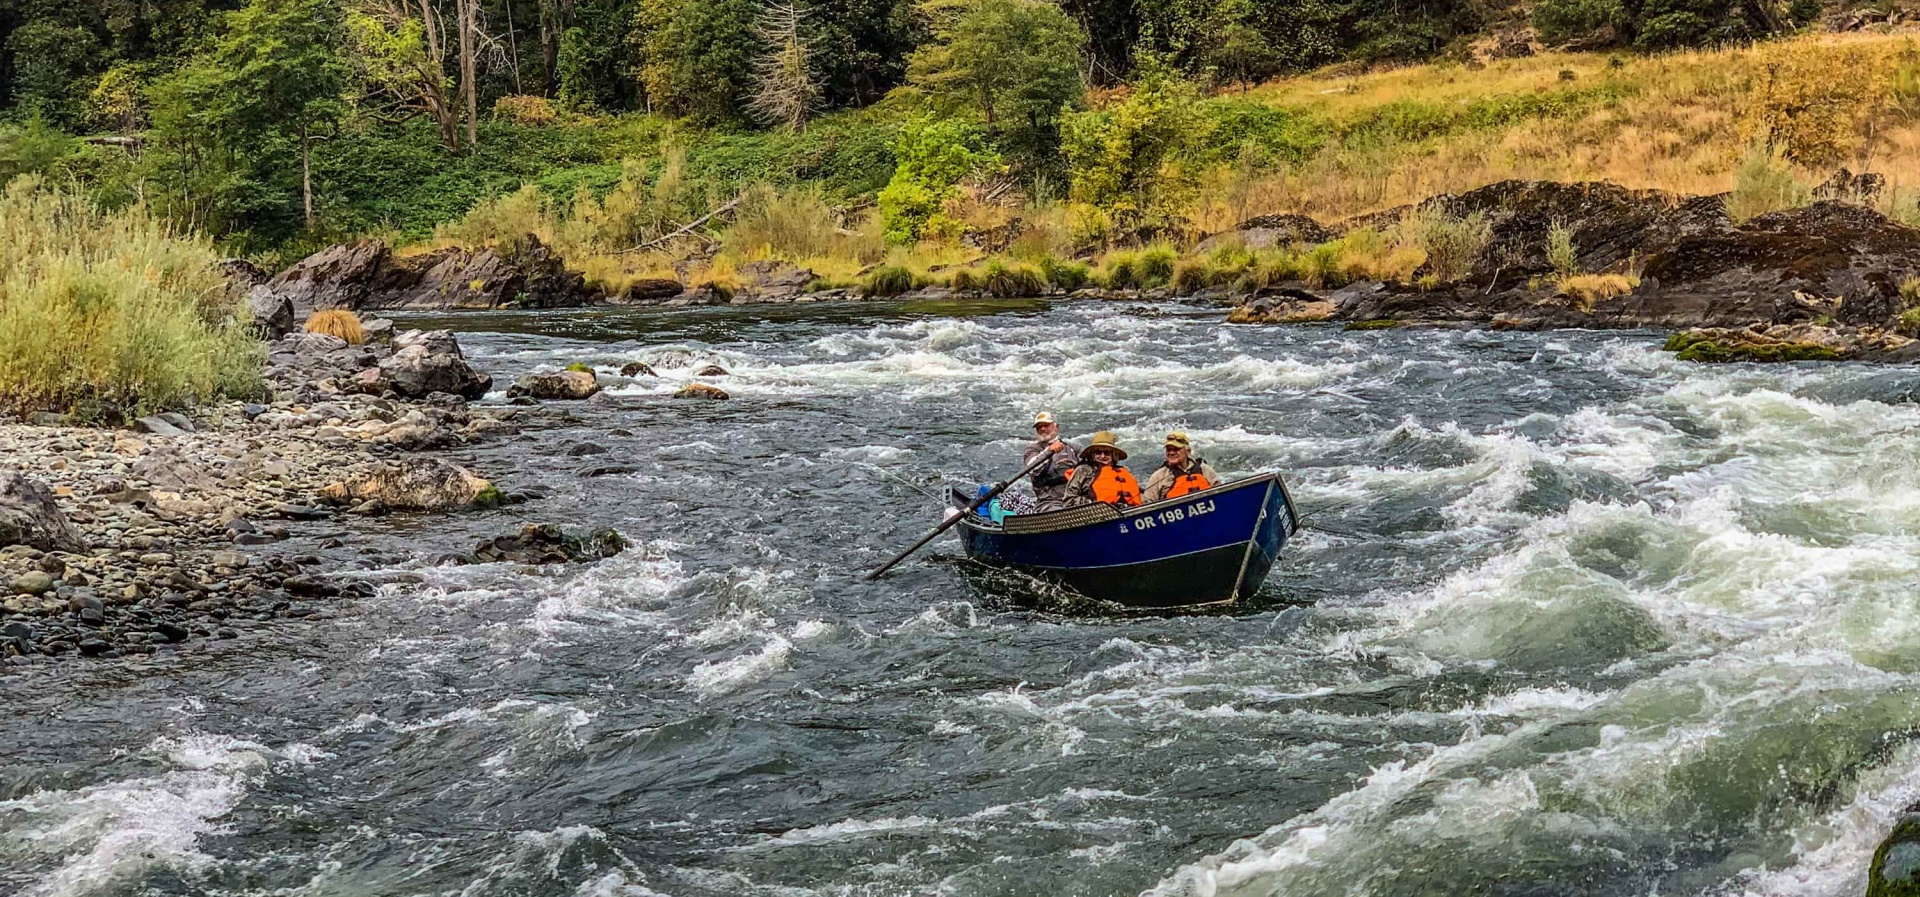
[505,235,605,308]
[376,330,492,399]
[319,459,501,511]
[618,278,686,304]
[0,473,85,553]
[267,240,394,317]
[1197,213,1335,253]
[246,285,297,338]
[507,369,600,400]
[674,382,730,400]
[734,260,816,303]
[463,524,625,565]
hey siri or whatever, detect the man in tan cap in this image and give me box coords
[1065,431,1142,508]
[1143,431,1221,503]
[1022,411,1079,509]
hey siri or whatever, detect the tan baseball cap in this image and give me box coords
[1034,411,1057,426]
[1164,431,1191,449]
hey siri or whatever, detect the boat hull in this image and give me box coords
[955,473,1297,608]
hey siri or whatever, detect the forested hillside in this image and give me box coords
[0,0,1875,265]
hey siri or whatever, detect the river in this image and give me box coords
[6,300,1920,897]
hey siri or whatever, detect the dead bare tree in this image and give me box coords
[751,2,818,133]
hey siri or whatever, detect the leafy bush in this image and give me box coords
[1726,146,1806,222]
[878,116,999,244]
[1060,53,1212,235]
[1401,210,1490,283]
[304,309,366,344]
[0,179,260,418]
[862,264,918,296]
[1038,255,1091,291]
[1547,221,1579,280]
[494,95,561,126]
[982,260,1047,297]
[1532,0,1625,46]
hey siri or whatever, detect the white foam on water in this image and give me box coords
[686,635,792,698]
[0,733,322,897]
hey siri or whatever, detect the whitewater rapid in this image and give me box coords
[6,301,1920,897]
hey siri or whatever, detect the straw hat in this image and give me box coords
[1080,431,1127,461]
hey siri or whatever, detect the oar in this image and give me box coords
[865,446,1063,580]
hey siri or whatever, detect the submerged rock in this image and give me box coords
[620,361,657,377]
[0,473,85,552]
[674,383,730,400]
[318,459,501,511]
[1662,323,1912,362]
[1871,810,1920,897]
[507,369,601,400]
[464,524,626,565]
[694,364,730,377]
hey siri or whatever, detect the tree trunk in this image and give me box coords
[459,0,479,150]
[301,122,314,229]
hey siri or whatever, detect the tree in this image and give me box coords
[902,0,1085,168]
[149,0,348,235]
[1202,0,1281,92]
[751,2,818,131]
[631,0,761,123]
[877,115,999,243]
[345,0,468,148]
[1059,51,1212,237]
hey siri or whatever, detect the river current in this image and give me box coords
[7,300,1920,897]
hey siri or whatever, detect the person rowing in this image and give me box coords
[1023,411,1079,510]
[1066,431,1142,508]
[1143,431,1220,503]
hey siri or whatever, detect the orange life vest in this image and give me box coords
[1078,463,1141,507]
[1164,464,1213,499]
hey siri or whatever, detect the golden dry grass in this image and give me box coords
[304,309,366,344]
[1206,31,1920,228]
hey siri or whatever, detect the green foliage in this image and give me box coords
[1344,319,1405,330]
[0,179,261,418]
[862,264,918,295]
[1060,53,1213,237]
[1726,145,1806,222]
[947,266,980,290]
[1547,220,1579,279]
[147,0,349,244]
[1201,102,1331,166]
[633,0,763,124]
[1400,210,1490,283]
[877,115,998,243]
[557,0,643,113]
[1533,0,1625,47]
[904,0,1086,170]
[0,115,81,184]
[981,259,1047,296]
[566,361,595,373]
[1038,255,1090,291]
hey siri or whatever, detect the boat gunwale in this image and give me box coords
[954,471,1286,537]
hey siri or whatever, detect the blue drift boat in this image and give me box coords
[951,474,1300,608]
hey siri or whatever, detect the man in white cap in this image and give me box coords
[1022,412,1079,509]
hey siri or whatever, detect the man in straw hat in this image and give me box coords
[1022,412,1079,510]
[1143,431,1221,503]
[1066,431,1142,508]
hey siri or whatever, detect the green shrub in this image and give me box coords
[947,267,981,291]
[1137,243,1178,286]
[1171,258,1218,294]
[1301,242,1348,288]
[565,361,595,373]
[1547,220,1579,279]
[1038,255,1091,292]
[878,116,998,244]
[1726,146,1807,222]
[0,179,261,418]
[1101,251,1141,289]
[862,264,918,297]
[1403,210,1491,283]
[982,260,1047,297]
[1533,0,1626,47]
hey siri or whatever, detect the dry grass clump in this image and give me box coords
[0,178,260,418]
[1556,272,1640,311]
[303,309,366,344]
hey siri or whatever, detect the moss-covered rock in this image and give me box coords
[1870,812,1920,897]
[1343,319,1405,331]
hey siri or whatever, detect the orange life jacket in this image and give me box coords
[1164,463,1213,499]
[1078,463,1141,507]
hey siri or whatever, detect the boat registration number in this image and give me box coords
[1124,499,1216,532]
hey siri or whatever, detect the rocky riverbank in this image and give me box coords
[0,323,557,666]
[1221,180,1920,362]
